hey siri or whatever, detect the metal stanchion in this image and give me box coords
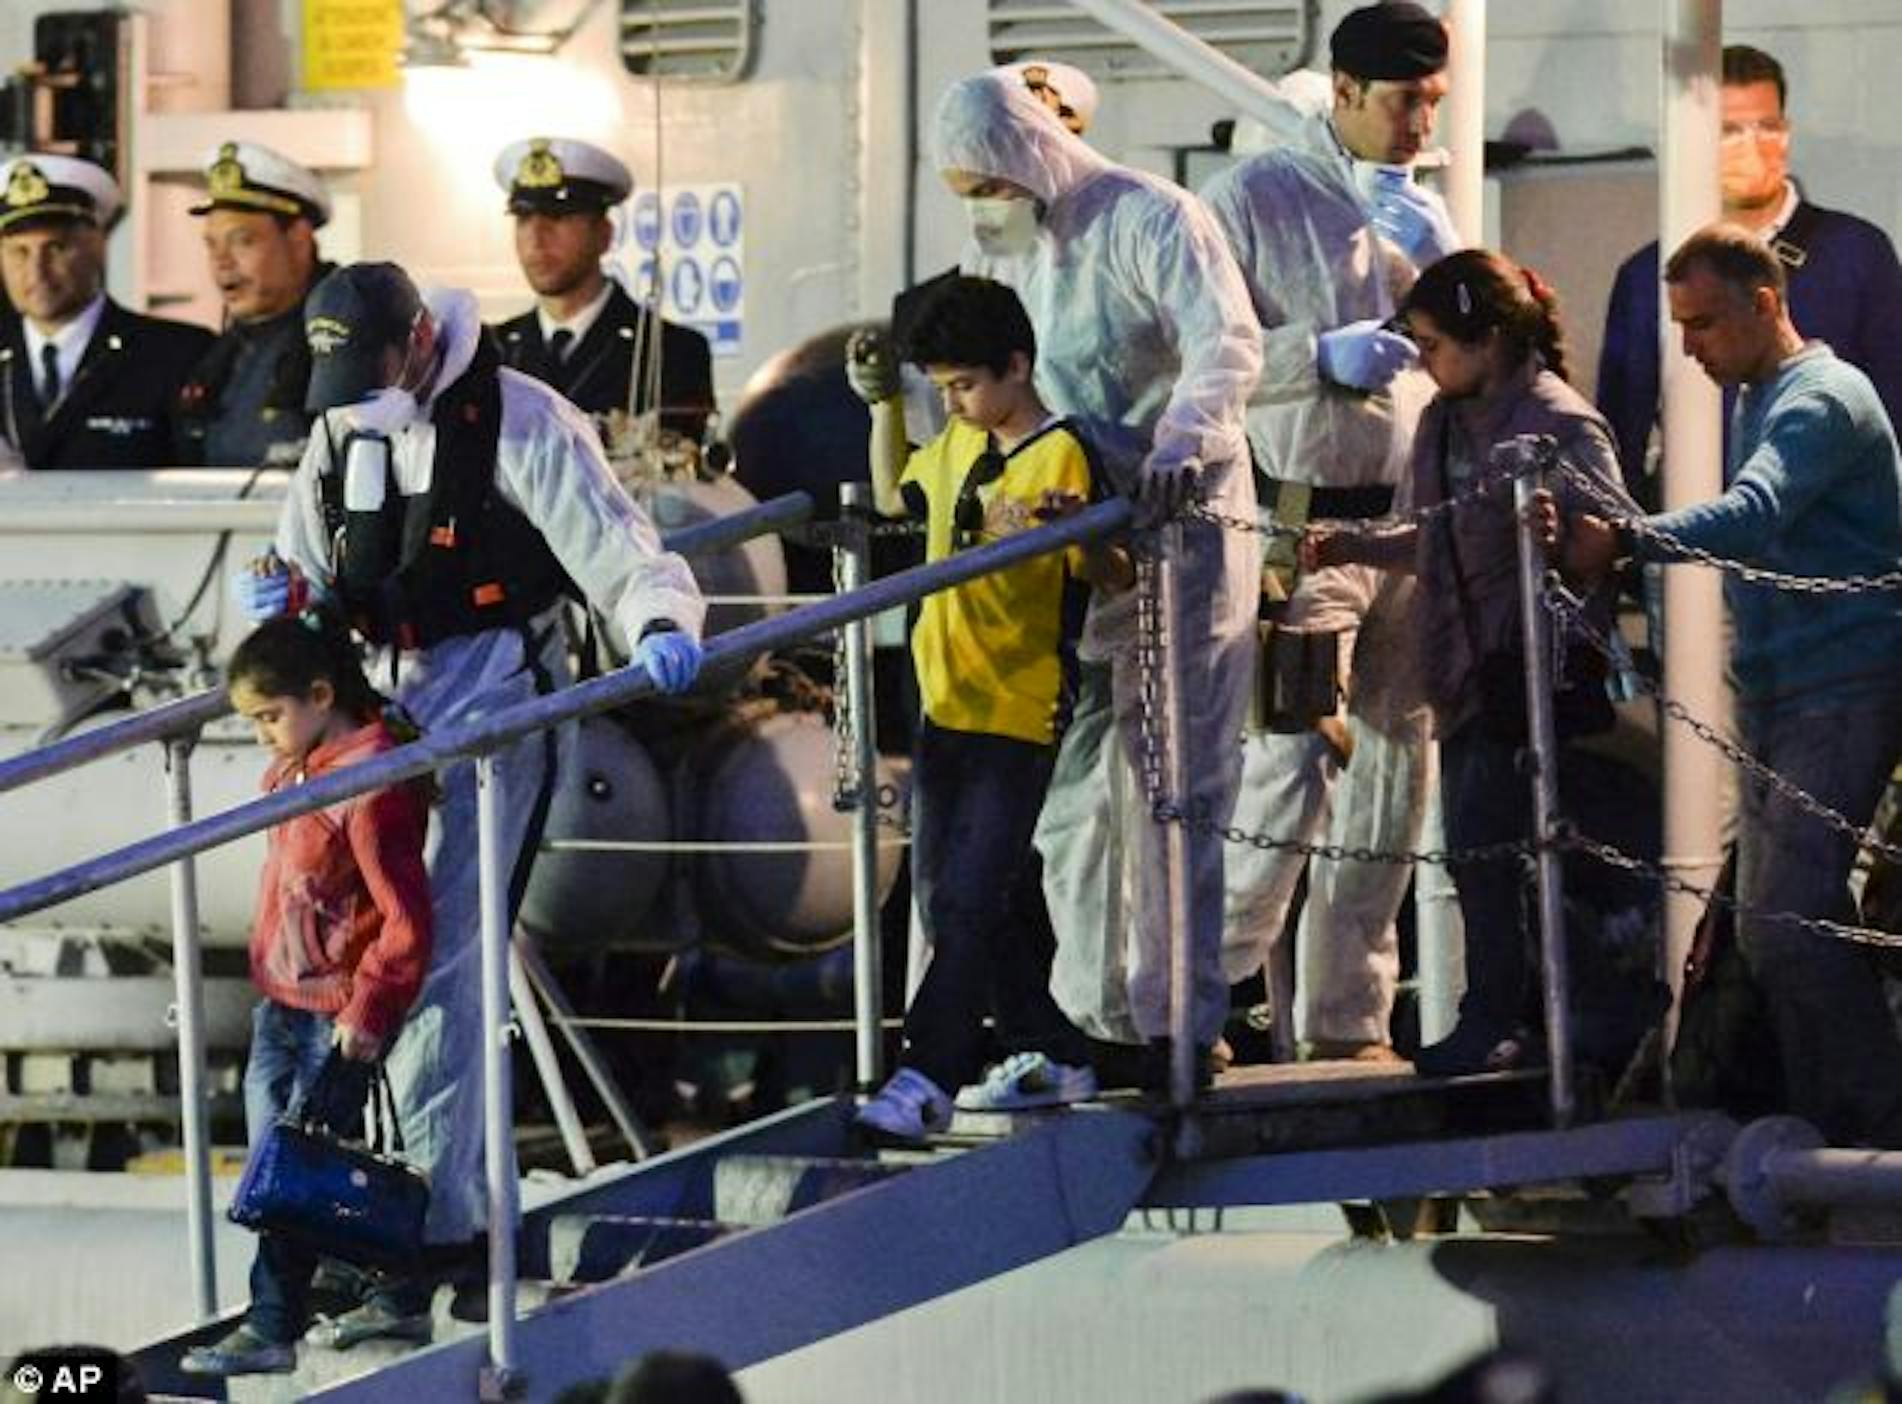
[508,942,595,1176]
[1157,523,1197,1111]
[162,733,217,1322]
[839,482,885,1092]
[1513,471,1575,1128]
[476,754,520,1396]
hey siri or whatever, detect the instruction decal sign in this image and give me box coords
[302,0,403,92]
[610,182,744,357]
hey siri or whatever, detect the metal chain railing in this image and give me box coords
[1562,462,1902,595]
[1546,587,1902,868]
[1141,447,1902,953]
[826,511,912,834]
[1185,436,1556,542]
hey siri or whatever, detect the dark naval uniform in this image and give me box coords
[494,281,715,439]
[175,268,331,468]
[0,300,211,469]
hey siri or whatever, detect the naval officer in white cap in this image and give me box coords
[0,153,211,469]
[490,136,714,443]
[177,141,336,468]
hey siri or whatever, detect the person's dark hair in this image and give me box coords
[1401,248,1572,383]
[226,611,384,721]
[605,1350,743,1404]
[1664,223,1787,301]
[898,274,1036,377]
[1723,43,1787,110]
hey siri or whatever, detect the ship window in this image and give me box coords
[987,1,1311,81]
[619,0,755,82]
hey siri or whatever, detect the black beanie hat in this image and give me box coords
[1330,2,1449,81]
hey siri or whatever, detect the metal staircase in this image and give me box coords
[131,1097,1158,1401]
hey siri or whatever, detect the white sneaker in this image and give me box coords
[855,1068,953,1141]
[955,1051,1098,1111]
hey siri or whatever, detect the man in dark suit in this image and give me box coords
[1599,44,1902,505]
[0,154,211,470]
[175,141,334,468]
[489,137,715,447]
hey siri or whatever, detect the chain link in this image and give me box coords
[1139,456,1902,947]
[1186,434,1558,542]
[1545,588,1902,867]
[826,518,911,834]
[1555,829,1902,950]
[1561,463,1902,595]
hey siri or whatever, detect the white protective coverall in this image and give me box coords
[1199,111,1438,1049]
[935,73,1262,1048]
[274,287,703,1242]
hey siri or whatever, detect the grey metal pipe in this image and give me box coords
[838,483,885,1091]
[0,689,230,797]
[1158,525,1196,1110]
[1658,0,1727,1076]
[0,492,817,800]
[1513,470,1574,1128]
[0,498,1135,926]
[1066,0,1314,135]
[1767,1149,1902,1208]
[1440,0,1487,246]
[477,755,522,1389]
[162,735,217,1322]
[0,501,284,533]
[508,943,595,1176]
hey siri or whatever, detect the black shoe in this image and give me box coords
[1138,1039,1216,1095]
[1414,1022,1535,1078]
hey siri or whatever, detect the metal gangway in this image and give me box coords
[2,478,1895,1401]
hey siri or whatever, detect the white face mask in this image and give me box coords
[341,385,420,437]
[966,196,1042,258]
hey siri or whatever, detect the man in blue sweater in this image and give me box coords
[1597,45,1902,508]
[1561,225,1902,1148]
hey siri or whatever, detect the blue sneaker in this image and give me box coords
[180,1324,296,1377]
[855,1068,952,1142]
[955,1052,1098,1111]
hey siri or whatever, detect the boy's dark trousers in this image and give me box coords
[903,720,1090,1091]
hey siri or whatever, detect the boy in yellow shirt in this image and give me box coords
[851,275,1130,1140]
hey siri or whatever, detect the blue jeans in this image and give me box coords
[1736,701,1902,1147]
[242,1003,367,1343]
[904,721,1088,1091]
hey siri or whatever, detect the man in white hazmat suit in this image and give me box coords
[235,261,704,1344]
[932,72,1261,1083]
[1199,0,1456,1062]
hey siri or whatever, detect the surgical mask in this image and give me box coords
[966,196,1042,258]
[343,385,420,437]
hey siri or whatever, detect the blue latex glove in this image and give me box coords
[1316,319,1418,393]
[1372,180,1461,265]
[1136,451,1202,526]
[635,629,703,695]
[231,564,291,621]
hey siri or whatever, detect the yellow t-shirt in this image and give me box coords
[899,416,1095,746]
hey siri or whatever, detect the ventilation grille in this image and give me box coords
[988,1,1311,81]
[619,0,755,82]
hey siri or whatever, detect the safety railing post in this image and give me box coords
[1157,523,1197,1111]
[476,752,520,1396]
[1513,467,1575,1128]
[162,732,217,1322]
[837,483,885,1092]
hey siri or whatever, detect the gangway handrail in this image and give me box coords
[0,490,817,799]
[0,497,1128,924]
[0,494,1133,1391]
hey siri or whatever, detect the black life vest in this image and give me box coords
[319,333,573,649]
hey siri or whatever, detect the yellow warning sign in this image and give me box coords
[302,0,403,92]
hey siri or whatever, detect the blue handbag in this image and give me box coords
[229,1057,430,1271]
